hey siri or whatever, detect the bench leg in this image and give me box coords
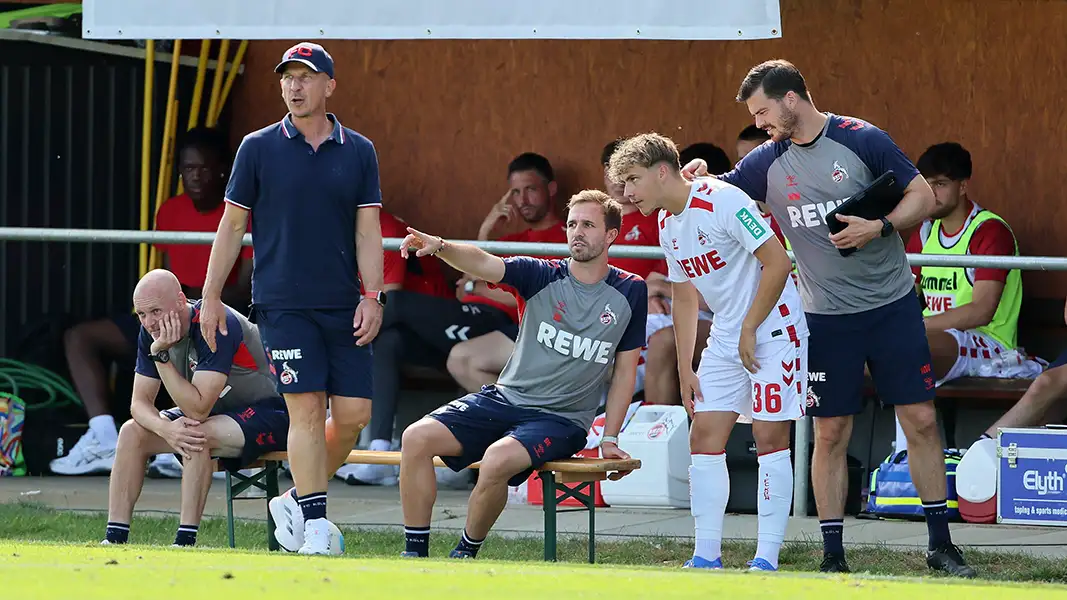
[226,471,236,549]
[541,472,557,562]
[265,461,280,551]
[585,483,595,564]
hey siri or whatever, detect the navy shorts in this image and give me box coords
[806,291,935,418]
[428,386,588,487]
[255,307,373,399]
[1048,349,1067,370]
[162,396,289,473]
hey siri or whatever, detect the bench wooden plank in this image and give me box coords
[226,449,640,564]
[258,449,640,475]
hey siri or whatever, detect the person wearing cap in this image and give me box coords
[199,41,385,556]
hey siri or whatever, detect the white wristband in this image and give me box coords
[602,435,619,445]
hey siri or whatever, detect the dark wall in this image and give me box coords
[0,39,231,357]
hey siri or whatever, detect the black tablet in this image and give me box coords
[826,170,904,256]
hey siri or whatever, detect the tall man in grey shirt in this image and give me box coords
[684,60,974,578]
[396,190,647,559]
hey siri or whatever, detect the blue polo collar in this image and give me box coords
[279,112,345,144]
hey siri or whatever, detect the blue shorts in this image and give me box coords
[162,395,289,473]
[428,386,588,487]
[806,291,935,418]
[1048,349,1067,370]
[255,307,373,399]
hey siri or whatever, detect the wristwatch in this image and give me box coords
[602,435,619,446]
[150,349,170,364]
[879,216,895,238]
[362,290,387,307]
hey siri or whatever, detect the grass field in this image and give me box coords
[6,540,1067,600]
[3,501,1067,596]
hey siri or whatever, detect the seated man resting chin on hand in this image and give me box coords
[101,269,299,549]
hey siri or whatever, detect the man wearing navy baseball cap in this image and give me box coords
[200,38,386,555]
[275,42,335,79]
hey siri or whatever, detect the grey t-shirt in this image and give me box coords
[493,257,648,430]
[719,113,920,315]
[135,300,279,411]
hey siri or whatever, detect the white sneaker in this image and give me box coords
[49,430,115,475]
[146,453,183,479]
[268,488,304,552]
[298,518,344,555]
[340,463,398,486]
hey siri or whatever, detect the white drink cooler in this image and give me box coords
[600,405,690,508]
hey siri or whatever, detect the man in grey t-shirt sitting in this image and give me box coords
[102,269,291,549]
[395,190,647,559]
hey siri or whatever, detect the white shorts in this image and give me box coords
[635,310,714,393]
[694,333,808,422]
[940,328,1047,386]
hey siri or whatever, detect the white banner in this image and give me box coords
[82,0,781,41]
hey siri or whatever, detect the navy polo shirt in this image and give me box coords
[225,113,382,310]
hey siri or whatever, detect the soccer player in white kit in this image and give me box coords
[609,133,807,571]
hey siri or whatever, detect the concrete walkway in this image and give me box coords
[3,475,1067,558]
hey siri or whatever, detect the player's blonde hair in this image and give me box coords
[607,133,681,184]
[566,189,623,233]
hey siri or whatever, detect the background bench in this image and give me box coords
[221,449,640,563]
[860,296,1067,467]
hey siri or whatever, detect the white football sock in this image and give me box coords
[755,448,793,568]
[894,416,908,452]
[369,438,392,452]
[89,415,118,447]
[690,453,729,561]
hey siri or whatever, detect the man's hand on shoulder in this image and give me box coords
[198,296,228,353]
[150,311,184,355]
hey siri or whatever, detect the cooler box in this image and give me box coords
[997,426,1067,526]
[527,448,608,508]
[600,405,690,508]
[956,437,998,524]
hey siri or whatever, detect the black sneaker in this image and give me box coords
[819,553,851,573]
[927,543,977,578]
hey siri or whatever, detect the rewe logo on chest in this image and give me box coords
[676,250,726,278]
[536,321,613,364]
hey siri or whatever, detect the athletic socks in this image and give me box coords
[820,519,845,557]
[922,499,951,550]
[689,453,729,561]
[105,521,129,544]
[405,526,431,557]
[297,492,327,522]
[174,524,198,547]
[755,449,792,569]
[89,415,118,448]
[453,530,484,557]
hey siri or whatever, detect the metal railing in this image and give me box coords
[4,227,1067,270]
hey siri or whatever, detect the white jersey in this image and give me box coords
[659,178,808,346]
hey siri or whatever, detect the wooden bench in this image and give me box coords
[220,449,641,563]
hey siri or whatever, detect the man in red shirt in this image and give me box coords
[154,128,254,308]
[896,142,1043,451]
[446,153,568,393]
[51,127,252,478]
